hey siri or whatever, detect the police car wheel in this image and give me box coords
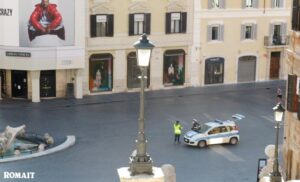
[229,137,238,145]
[198,140,206,148]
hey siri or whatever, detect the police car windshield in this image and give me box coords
[195,124,211,133]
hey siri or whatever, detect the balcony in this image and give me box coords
[264,35,290,47]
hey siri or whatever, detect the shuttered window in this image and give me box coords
[272,0,284,8]
[208,0,226,9]
[165,12,187,34]
[287,74,298,112]
[90,14,114,37]
[242,0,258,8]
[241,24,257,40]
[129,13,151,36]
[207,24,224,41]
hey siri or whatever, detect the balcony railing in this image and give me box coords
[264,35,289,47]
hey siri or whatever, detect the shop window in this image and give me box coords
[165,12,187,34]
[292,0,300,31]
[205,57,224,84]
[163,50,185,86]
[127,52,150,89]
[89,54,113,92]
[129,13,151,36]
[90,14,114,37]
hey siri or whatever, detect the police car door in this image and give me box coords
[207,126,228,145]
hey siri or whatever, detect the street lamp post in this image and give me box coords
[270,102,285,182]
[129,34,155,176]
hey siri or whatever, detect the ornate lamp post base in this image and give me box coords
[129,150,153,175]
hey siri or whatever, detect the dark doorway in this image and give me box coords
[40,70,56,97]
[270,52,280,79]
[0,70,6,96]
[205,57,224,84]
[11,70,27,98]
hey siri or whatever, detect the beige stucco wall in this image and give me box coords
[284,31,300,180]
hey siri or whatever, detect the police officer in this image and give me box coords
[173,120,183,144]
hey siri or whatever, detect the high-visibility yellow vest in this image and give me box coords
[174,124,182,134]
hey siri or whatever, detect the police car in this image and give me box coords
[183,114,245,148]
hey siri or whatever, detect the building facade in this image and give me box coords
[283,0,300,179]
[0,0,86,102]
[85,0,291,96]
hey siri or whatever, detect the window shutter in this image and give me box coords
[166,13,171,34]
[90,15,96,37]
[281,23,287,43]
[292,0,299,30]
[242,0,246,8]
[219,25,224,41]
[144,13,151,35]
[253,24,257,39]
[208,0,213,9]
[106,15,114,37]
[287,74,298,112]
[181,12,187,33]
[207,25,212,41]
[129,14,134,36]
[271,0,275,8]
[253,0,259,8]
[241,24,246,40]
[220,0,226,9]
[281,23,287,36]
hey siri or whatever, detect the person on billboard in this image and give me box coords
[28,0,65,41]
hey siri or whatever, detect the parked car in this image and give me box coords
[183,114,245,148]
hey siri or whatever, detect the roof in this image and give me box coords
[206,119,236,127]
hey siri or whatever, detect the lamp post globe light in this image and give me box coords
[270,102,285,182]
[129,34,155,175]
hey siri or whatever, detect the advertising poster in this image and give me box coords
[0,0,19,46]
[19,0,74,47]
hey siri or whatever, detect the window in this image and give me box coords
[129,13,151,36]
[208,0,225,9]
[269,23,287,45]
[163,50,185,86]
[207,24,224,41]
[287,74,298,112]
[242,0,258,8]
[292,0,300,31]
[165,12,187,34]
[90,14,114,37]
[241,24,257,40]
[272,0,283,8]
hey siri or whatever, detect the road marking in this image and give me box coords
[203,113,214,120]
[261,115,275,123]
[211,145,245,162]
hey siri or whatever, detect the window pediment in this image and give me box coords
[128,2,149,13]
[90,2,113,14]
[166,0,186,12]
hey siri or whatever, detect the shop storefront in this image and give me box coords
[0,0,85,102]
[127,52,150,89]
[163,49,185,86]
[237,56,256,82]
[89,54,113,92]
[204,57,224,85]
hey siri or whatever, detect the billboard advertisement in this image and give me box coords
[0,0,75,47]
[0,0,19,46]
[19,0,75,47]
